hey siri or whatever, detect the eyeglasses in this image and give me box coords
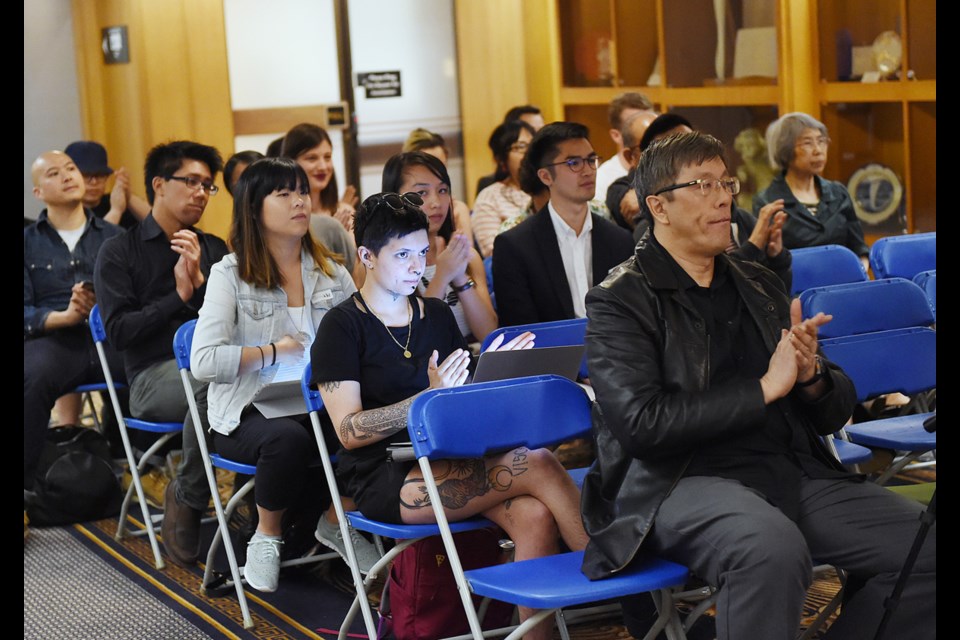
[168,175,219,196]
[541,154,601,173]
[795,136,831,152]
[83,174,108,184]
[509,142,529,153]
[654,177,741,197]
[362,191,424,212]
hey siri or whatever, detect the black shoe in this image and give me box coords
[161,480,202,567]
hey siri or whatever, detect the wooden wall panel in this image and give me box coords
[71,0,234,239]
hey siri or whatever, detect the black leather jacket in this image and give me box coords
[580,232,856,579]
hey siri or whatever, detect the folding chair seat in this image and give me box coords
[820,328,936,485]
[89,304,181,569]
[174,320,337,629]
[788,244,868,297]
[408,375,694,640]
[869,231,936,281]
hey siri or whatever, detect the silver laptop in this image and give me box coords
[471,344,585,384]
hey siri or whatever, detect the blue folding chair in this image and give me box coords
[300,363,497,639]
[800,277,935,340]
[89,304,182,569]
[174,320,337,629]
[408,375,692,640]
[869,231,936,280]
[481,317,589,379]
[788,244,868,297]
[820,328,936,485]
[912,269,936,322]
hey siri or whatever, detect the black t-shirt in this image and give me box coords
[90,194,138,230]
[310,292,468,472]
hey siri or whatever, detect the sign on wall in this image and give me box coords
[356,71,402,99]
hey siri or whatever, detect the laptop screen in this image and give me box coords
[471,345,585,384]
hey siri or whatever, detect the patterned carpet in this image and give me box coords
[22,508,856,640]
[24,450,934,640]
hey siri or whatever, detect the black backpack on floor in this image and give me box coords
[26,425,123,526]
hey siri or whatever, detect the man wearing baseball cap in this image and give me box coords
[64,141,149,229]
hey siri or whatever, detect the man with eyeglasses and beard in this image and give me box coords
[95,140,228,569]
[581,131,935,640]
[491,121,634,328]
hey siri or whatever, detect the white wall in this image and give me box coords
[349,0,464,200]
[223,0,347,192]
[24,0,83,221]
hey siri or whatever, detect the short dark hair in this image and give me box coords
[488,120,536,182]
[265,136,284,158]
[231,157,338,288]
[520,121,590,189]
[144,140,223,205]
[635,131,727,203]
[503,104,542,123]
[224,150,265,196]
[639,113,695,152]
[280,123,339,212]
[354,192,430,256]
[608,92,654,129]
[381,151,455,242]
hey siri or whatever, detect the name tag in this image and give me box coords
[316,289,335,303]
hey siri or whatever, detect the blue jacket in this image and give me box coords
[753,173,868,257]
[24,209,121,337]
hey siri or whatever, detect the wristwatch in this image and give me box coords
[451,278,476,293]
[796,356,824,388]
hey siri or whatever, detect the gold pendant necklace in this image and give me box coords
[372,297,413,358]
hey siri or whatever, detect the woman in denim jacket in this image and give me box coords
[191,157,377,592]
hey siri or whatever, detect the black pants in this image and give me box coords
[624,474,935,640]
[212,411,319,512]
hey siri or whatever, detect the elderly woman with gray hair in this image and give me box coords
[753,112,868,268]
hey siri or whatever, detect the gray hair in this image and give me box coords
[765,112,829,171]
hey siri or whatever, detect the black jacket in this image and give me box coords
[491,205,635,327]
[753,172,869,257]
[580,231,856,579]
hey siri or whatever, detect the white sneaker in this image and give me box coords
[315,516,380,574]
[244,532,282,592]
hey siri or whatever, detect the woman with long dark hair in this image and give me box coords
[191,157,378,593]
[383,152,497,343]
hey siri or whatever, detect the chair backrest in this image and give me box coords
[89,303,107,343]
[480,318,589,378]
[789,244,868,297]
[869,232,936,280]
[820,327,936,403]
[912,269,936,320]
[408,375,591,460]
[800,277,934,339]
[172,319,196,371]
[301,362,323,414]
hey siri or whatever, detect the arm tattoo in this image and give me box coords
[400,448,529,512]
[338,396,415,444]
[320,381,341,392]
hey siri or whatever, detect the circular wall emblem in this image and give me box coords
[847,163,903,225]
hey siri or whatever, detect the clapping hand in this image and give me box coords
[483,330,536,353]
[434,233,471,286]
[428,348,471,389]
[749,199,787,257]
